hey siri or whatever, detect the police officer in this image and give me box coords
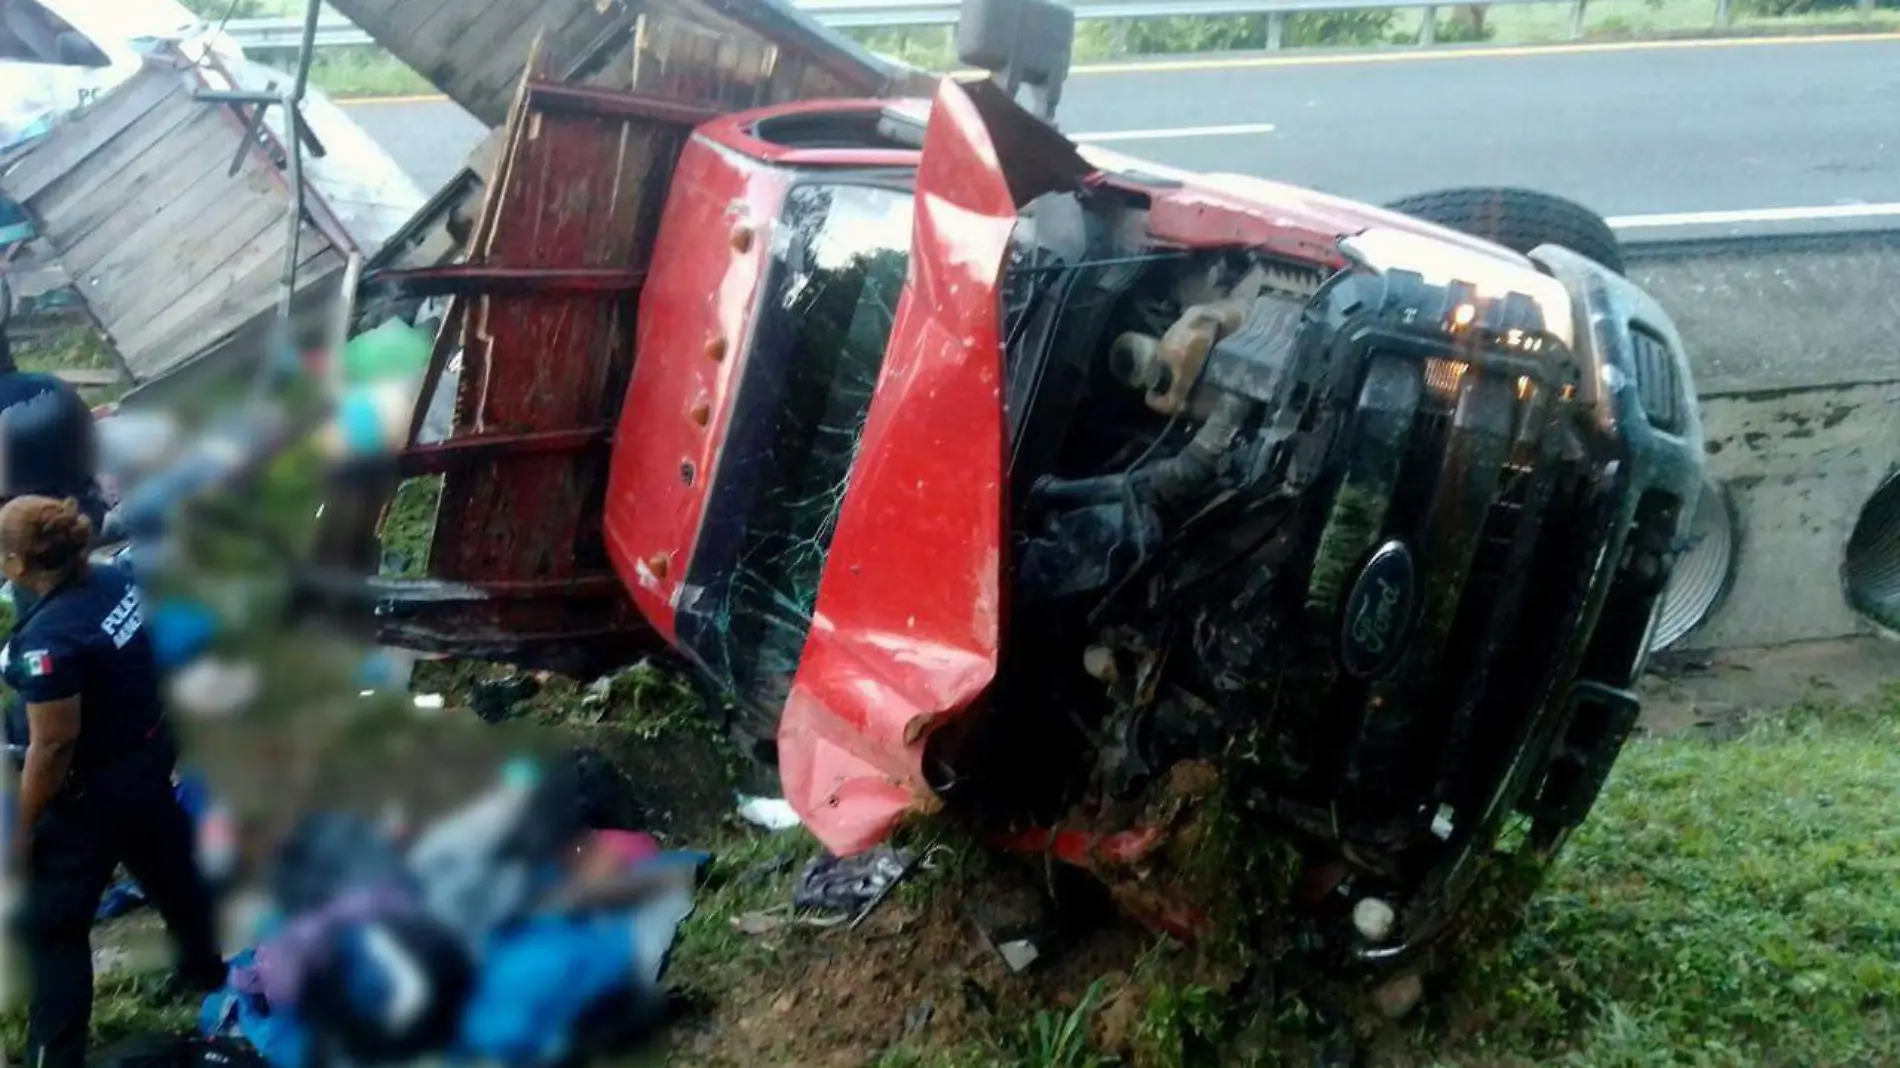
[4,495,226,1068]
[0,332,108,533]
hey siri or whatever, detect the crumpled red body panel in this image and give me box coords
[777,80,1019,856]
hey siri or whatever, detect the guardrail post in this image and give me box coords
[1267,11,1286,48]
[1419,5,1437,45]
[1569,0,1587,37]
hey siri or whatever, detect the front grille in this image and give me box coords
[1310,348,1587,830]
[1629,326,1684,434]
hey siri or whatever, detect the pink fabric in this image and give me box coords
[591,830,659,868]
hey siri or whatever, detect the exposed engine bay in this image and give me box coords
[924,185,1701,966]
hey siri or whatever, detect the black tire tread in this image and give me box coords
[1382,187,1625,275]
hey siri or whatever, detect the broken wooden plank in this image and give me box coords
[43,105,232,264]
[462,2,629,117]
[52,368,123,387]
[130,243,342,383]
[444,2,595,123]
[27,88,201,230]
[103,179,288,341]
[110,218,299,368]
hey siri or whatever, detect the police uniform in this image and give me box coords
[6,562,225,1068]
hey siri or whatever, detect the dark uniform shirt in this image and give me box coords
[2,563,169,774]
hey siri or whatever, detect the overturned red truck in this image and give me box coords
[333,0,1705,971]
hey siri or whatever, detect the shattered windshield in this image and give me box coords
[678,179,914,718]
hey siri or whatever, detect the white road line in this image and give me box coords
[1070,121,1276,143]
[1608,203,1900,229]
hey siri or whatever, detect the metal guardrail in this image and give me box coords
[219,0,1778,52]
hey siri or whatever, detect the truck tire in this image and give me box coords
[1382,187,1625,275]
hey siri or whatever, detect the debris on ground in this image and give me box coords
[792,845,914,919]
[735,796,801,832]
[469,675,543,724]
[198,752,710,1068]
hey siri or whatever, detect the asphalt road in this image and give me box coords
[339,34,1900,219]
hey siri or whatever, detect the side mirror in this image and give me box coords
[955,0,1075,123]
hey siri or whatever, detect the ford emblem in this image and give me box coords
[1339,540,1418,679]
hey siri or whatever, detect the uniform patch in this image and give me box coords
[21,650,52,678]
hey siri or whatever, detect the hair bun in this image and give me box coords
[0,494,94,576]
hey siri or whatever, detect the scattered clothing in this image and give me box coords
[201,951,309,1068]
[299,910,476,1063]
[270,812,418,917]
[793,845,914,917]
[203,757,709,1068]
[236,887,420,1010]
[736,795,801,831]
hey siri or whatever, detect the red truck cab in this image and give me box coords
[364,52,1702,967]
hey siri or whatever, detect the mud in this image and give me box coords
[1638,636,1900,738]
[668,867,1157,1068]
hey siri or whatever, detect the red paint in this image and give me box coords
[463,82,1542,857]
[992,826,1171,868]
[776,80,1017,854]
[603,136,788,642]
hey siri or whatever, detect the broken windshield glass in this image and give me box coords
[677,179,914,723]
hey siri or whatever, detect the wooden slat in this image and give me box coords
[28,87,200,227]
[54,369,123,387]
[462,1,625,117]
[401,0,510,81]
[429,91,684,583]
[57,112,236,278]
[105,179,287,341]
[361,0,458,52]
[38,107,222,249]
[72,154,283,327]
[129,242,341,382]
[111,219,293,363]
[43,104,231,263]
[0,68,181,202]
[440,2,591,123]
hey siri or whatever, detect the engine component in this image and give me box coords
[1017,500,1162,601]
[1200,295,1307,409]
[1109,299,1248,416]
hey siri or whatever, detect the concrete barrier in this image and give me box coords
[1628,228,1900,650]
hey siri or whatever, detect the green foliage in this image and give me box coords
[1091,12,1397,54]
[1017,980,1115,1068]
[845,27,959,69]
[1133,974,1226,1068]
[379,476,441,576]
[304,47,437,99]
[1450,704,1900,1066]
[1,965,200,1055]
[1281,10,1401,46]
[177,0,274,19]
[846,9,1396,69]
[1423,5,1501,42]
[1730,0,1877,16]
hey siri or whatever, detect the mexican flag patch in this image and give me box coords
[21,650,53,678]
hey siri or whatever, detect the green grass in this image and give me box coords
[665,693,1900,1067]
[14,688,1895,1066]
[9,323,131,404]
[1439,698,1900,1067]
[303,47,437,100]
